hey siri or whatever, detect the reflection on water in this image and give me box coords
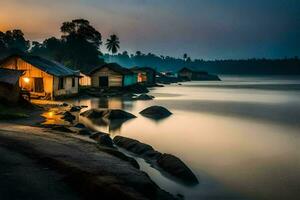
[65,76,300,200]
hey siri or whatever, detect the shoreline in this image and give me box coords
[0,122,176,200]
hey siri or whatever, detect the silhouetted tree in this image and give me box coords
[0,29,29,53]
[59,19,103,70]
[136,51,142,56]
[106,34,120,55]
[183,53,188,61]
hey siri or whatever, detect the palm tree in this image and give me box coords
[106,34,120,55]
[183,53,188,61]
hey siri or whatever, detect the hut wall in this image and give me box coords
[53,76,79,97]
[0,57,54,96]
[79,73,91,86]
[91,67,123,87]
[123,74,137,87]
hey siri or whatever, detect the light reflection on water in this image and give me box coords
[65,76,300,200]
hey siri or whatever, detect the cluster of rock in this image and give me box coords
[43,104,198,186]
[113,136,199,185]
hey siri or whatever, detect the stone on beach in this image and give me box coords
[61,111,76,122]
[113,136,161,159]
[113,136,199,185]
[70,106,82,112]
[78,128,92,136]
[81,109,136,120]
[50,125,74,133]
[139,106,172,119]
[89,131,108,140]
[74,123,86,129]
[135,94,154,100]
[98,134,114,148]
[157,154,199,185]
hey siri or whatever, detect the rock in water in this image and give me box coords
[99,134,114,148]
[81,109,136,120]
[78,128,92,136]
[135,94,154,100]
[114,136,198,185]
[61,111,76,122]
[70,106,82,112]
[89,131,108,140]
[113,136,162,159]
[157,154,199,185]
[139,106,172,120]
[74,123,86,129]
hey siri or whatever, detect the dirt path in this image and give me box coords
[0,123,175,200]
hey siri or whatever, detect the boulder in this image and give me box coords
[98,134,114,148]
[51,125,74,133]
[157,154,199,185]
[139,106,172,120]
[78,128,92,136]
[81,109,136,120]
[70,106,82,112]
[135,94,154,100]
[61,111,76,122]
[114,136,198,185]
[61,102,69,107]
[113,136,161,159]
[89,131,108,140]
[74,123,86,129]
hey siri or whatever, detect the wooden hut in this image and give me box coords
[89,63,137,88]
[131,67,156,86]
[0,68,24,103]
[0,54,80,99]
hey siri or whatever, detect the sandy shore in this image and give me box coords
[0,123,175,200]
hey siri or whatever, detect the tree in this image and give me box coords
[136,51,142,56]
[106,34,120,54]
[183,53,188,61]
[59,19,103,70]
[31,37,64,61]
[0,29,29,53]
[61,19,102,48]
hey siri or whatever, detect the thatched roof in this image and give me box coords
[0,68,24,85]
[89,63,134,75]
[0,54,80,77]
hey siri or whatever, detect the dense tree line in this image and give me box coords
[104,52,300,75]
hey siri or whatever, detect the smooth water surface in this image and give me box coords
[68,76,300,200]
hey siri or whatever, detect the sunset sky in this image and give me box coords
[0,0,299,59]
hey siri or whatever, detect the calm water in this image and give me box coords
[67,76,300,200]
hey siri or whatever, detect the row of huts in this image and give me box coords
[0,54,156,101]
